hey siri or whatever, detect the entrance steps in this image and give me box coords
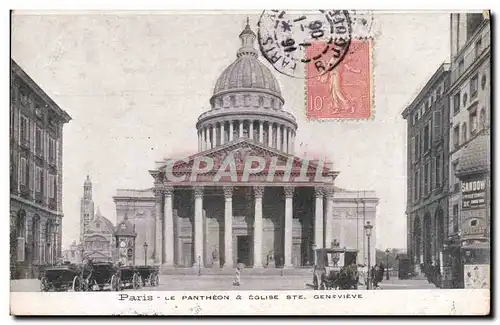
[160,265,314,276]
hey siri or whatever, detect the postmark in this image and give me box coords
[305,39,373,120]
[257,10,353,79]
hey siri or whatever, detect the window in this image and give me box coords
[453,125,460,148]
[466,13,484,40]
[425,100,429,112]
[20,115,29,145]
[435,154,442,188]
[470,74,479,98]
[412,169,418,201]
[475,38,482,59]
[424,162,430,196]
[452,204,459,233]
[411,137,416,161]
[96,222,100,229]
[479,108,486,129]
[452,161,460,192]
[49,137,56,162]
[35,126,43,155]
[20,158,27,186]
[423,123,430,152]
[462,123,468,143]
[415,133,420,158]
[458,59,464,75]
[433,108,442,140]
[416,169,421,200]
[35,166,43,192]
[453,92,461,114]
[436,86,442,100]
[470,108,478,135]
[48,174,55,198]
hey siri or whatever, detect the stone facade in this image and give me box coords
[402,63,451,281]
[10,59,71,279]
[113,21,379,270]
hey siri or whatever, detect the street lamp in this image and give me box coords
[364,221,373,290]
[385,248,390,280]
[143,242,148,266]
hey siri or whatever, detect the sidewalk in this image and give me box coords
[378,277,438,289]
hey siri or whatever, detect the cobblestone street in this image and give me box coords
[11,275,438,292]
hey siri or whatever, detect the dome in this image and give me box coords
[213,56,282,96]
[212,19,281,98]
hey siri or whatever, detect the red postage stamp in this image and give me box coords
[305,39,372,120]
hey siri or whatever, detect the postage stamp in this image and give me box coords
[305,39,373,120]
[9,9,491,316]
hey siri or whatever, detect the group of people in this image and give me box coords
[421,261,441,287]
[370,262,386,289]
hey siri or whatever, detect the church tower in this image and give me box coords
[80,175,95,243]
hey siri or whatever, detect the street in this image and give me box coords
[11,275,438,292]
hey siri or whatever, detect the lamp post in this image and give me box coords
[364,221,373,290]
[385,248,390,280]
[143,242,148,266]
[78,244,85,263]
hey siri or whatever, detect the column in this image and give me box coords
[154,187,163,264]
[253,186,264,268]
[202,127,207,151]
[249,120,254,140]
[267,124,272,147]
[223,186,233,268]
[291,132,295,154]
[163,186,174,266]
[210,125,214,149]
[229,121,234,141]
[221,121,226,145]
[193,186,204,267]
[287,128,292,154]
[239,120,243,138]
[277,125,282,151]
[324,187,334,248]
[284,186,294,268]
[259,121,263,143]
[314,187,324,248]
[198,130,201,151]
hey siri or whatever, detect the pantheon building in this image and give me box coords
[114,22,379,269]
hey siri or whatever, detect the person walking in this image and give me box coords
[233,262,244,286]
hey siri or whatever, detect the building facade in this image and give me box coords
[10,59,72,279]
[402,63,451,284]
[79,176,116,262]
[446,13,490,288]
[113,22,379,269]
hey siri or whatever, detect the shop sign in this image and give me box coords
[462,179,487,210]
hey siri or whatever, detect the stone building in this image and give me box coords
[113,22,379,269]
[446,13,490,288]
[10,59,72,279]
[79,176,116,262]
[402,63,451,282]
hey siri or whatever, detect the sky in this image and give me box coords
[11,11,450,250]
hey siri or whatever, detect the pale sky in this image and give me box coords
[11,11,450,250]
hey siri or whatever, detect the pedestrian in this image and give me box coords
[233,262,244,286]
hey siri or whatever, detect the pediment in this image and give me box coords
[154,138,338,185]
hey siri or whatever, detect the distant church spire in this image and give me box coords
[237,17,258,58]
[84,174,92,200]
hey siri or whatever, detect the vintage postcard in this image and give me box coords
[9,9,490,316]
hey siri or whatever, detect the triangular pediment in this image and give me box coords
[152,138,339,185]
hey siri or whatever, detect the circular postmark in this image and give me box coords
[257,10,352,79]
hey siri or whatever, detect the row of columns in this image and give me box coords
[197,120,296,154]
[154,185,334,268]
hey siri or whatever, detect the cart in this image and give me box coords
[88,262,121,291]
[134,265,160,287]
[39,264,87,292]
[119,265,141,290]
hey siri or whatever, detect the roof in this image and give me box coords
[114,215,137,237]
[456,130,490,177]
[11,59,72,123]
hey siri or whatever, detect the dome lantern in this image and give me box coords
[237,17,258,58]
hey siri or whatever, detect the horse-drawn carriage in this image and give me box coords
[87,262,121,291]
[312,247,360,290]
[39,263,89,292]
[119,265,142,290]
[134,265,160,287]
